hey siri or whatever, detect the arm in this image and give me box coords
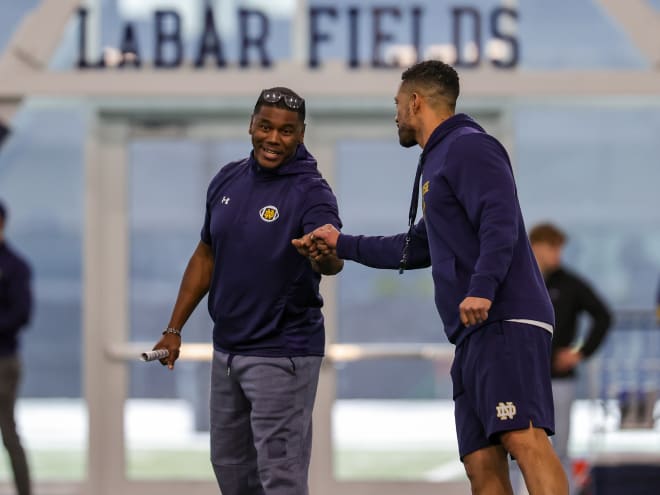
[0,261,32,333]
[154,240,214,369]
[312,219,431,270]
[292,233,343,275]
[299,177,345,275]
[575,278,612,358]
[312,255,344,276]
[447,134,519,301]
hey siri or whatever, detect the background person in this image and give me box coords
[529,222,611,492]
[0,199,32,495]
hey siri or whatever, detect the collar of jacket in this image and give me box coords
[421,113,485,162]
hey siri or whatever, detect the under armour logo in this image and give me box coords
[496,401,517,420]
[221,196,230,205]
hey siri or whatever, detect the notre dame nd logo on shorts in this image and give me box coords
[259,205,280,222]
[496,401,517,420]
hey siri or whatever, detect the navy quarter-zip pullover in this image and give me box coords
[337,114,554,345]
[201,144,341,356]
[0,242,32,357]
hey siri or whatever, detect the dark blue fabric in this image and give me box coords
[201,144,341,356]
[591,465,660,495]
[0,242,32,356]
[337,114,554,345]
[452,321,554,459]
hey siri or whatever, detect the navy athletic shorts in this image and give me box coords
[451,320,555,460]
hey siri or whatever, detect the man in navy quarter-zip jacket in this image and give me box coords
[152,87,343,495]
[295,61,568,494]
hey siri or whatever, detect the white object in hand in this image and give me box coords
[141,349,169,362]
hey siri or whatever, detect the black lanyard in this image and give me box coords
[399,153,425,274]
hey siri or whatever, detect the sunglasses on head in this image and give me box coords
[261,90,304,110]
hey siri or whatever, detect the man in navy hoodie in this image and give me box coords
[0,200,32,495]
[152,88,343,495]
[298,61,567,494]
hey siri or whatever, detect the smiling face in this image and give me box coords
[249,106,305,169]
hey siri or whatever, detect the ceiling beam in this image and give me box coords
[0,0,81,72]
[1,64,660,100]
[595,0,660,68]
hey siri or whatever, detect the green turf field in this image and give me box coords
[0,448,460,481]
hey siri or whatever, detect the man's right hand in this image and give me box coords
[310,224,341,255]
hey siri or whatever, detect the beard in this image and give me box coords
[397,124,418,148]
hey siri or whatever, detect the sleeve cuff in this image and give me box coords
[336,234,359,260]
[467,274,497,301]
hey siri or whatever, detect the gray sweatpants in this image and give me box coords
[210,351,322,495]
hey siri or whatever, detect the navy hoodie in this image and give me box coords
[0,241,32,357]
[337,114,554,345]
[201,144,341,356]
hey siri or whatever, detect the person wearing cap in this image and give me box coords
[529,222,611,491]
[0,200,32,495]
[151,88,343,495]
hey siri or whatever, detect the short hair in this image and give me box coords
[253,87,306,122]
[529,223,567,246]
[0,199,6,221]
[401,60,460,110]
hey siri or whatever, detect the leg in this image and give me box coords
[452,339,515,495]
[237,355,322,495]
[501,423,567,495]
[508,458,527,495]
[0,357,31,495]
[209,351,264,495]
[457,322,566,495]
[463,445,513,495]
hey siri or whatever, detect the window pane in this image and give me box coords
[127,137,250,480]
[333,138,456,480]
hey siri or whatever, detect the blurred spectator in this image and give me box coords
[0,199,32,495]
[529,222,611,493]
[0,121,9,148]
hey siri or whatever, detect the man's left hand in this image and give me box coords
[459,297,492,326]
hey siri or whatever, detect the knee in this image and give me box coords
[1,431,21,451]
[463,447,508,485]
[500,426,552,461]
